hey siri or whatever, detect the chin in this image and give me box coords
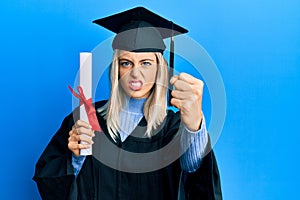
[127,91,149,99]
[129,94,145,99]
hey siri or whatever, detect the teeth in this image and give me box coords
[131,82,142,87]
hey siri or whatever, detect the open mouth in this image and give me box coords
[129,80,143,91]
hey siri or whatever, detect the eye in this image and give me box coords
[141,61,152,66]
[119,61,132,67]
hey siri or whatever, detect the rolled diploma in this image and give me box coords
[80,52,92,155]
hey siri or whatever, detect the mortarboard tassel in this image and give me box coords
[168,23,175,106]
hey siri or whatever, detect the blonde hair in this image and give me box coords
[99,49,168,141]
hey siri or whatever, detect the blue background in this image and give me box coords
[0,0,299,199]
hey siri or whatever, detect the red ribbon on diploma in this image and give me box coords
[68,85,101,132]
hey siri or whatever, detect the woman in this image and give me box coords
[33,7,222,200]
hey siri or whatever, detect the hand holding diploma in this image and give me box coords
[68,120,95,157]
[68,52,101,156]
[68,85,100,157]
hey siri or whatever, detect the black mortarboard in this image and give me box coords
[93,6,188,53]
[93,7,188,104]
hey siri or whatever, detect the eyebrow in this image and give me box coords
[118,58,155,62]
[119,58,131,61]
[140,59,155,62]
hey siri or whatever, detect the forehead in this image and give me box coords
[118,50,156,60]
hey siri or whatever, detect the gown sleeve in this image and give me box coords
[167,110,222,199]
[180,115,208,173]
[182,138,223,200]
[33,114,77,200]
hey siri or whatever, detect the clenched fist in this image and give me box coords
[170,73,204,131]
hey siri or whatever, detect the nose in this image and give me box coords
[130,65,140,78]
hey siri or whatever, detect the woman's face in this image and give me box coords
[118,50,158,99]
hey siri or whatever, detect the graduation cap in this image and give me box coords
[93,7,188,102]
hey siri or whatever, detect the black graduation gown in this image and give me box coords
[33,101,222,200]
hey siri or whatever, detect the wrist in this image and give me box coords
[187,114,203,132]
[187,121,202,132]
